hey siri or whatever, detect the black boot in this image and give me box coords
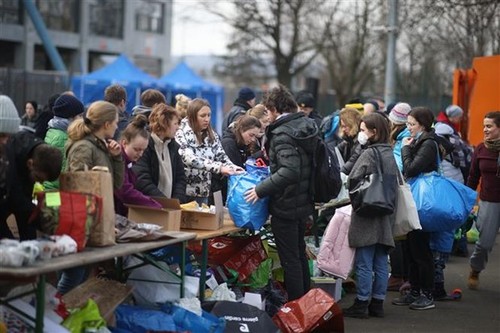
[433,282,448,301]
[368,298,384,317]
[343,298,369,319]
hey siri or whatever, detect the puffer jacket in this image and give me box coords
[44,123,69,190]
[255,112,317,219]
[347,144,398,249]
[401,130,441,179]
[392,127,411,171]
[65,135,124,189]
[175,118,235,198]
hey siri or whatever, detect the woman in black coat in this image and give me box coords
[392,107,441,310]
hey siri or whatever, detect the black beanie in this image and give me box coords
[53,94,84,119]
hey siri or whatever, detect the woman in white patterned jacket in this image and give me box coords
[175,98,244,205]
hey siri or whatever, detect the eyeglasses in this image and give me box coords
[406,122,418,127]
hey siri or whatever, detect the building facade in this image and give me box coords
[0,0,172,76]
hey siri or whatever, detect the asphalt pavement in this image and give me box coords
[340,237,500,333]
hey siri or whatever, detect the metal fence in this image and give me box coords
[0,68,69,116]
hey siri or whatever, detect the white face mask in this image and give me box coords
[357,131,369,145]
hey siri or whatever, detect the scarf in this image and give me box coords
[484,139,500,152]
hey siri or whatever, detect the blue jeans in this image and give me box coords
[57,266,89,295]
[354,244,389,301]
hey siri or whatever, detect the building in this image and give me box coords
[0,0,172,76]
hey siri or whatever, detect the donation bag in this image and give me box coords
[60,167,115,246]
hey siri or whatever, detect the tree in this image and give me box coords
[321,0,386,107]
[205,0,333,87]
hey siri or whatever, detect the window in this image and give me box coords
[135,0,164,34]
[0,0,22,24]
[89,0,124,38]
[36,0,79,32]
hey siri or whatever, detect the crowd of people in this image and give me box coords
[0,85,498,321]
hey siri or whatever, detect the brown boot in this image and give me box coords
[467,269,480,290]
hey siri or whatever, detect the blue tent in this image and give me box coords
[71,54,160,112]
[159,62,224,134]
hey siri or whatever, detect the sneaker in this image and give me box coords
[468,270,480,290]
[409,295,435,310]
[392,292,418,306]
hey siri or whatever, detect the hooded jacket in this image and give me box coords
[255,112,317,219]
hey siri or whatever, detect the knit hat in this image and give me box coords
[388,102,412,125]
[53,94,84,119]
[238,87,256,101]
[445,105,464,119]
[0,95,21,134]
[296,91,315,108]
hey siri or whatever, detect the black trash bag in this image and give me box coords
[205,300,279,333]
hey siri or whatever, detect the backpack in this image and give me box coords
[442,133,473,181]
[311,137,342,203]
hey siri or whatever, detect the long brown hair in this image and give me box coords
[233,115,261,147]
[187,98,214,144]
[361,112,390,144]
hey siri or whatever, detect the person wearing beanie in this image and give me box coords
[43,94,85,190]
[436,104,464,133]
[222,87,257,132]
[0,95,21,138]
[296,90,323,127]
[387,102,412,293]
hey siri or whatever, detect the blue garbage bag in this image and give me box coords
[161,303,226,333]
[114,304,176,333]
[408,172,477,232]
[227,160,270,231]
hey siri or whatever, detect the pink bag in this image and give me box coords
[317,205,355,279]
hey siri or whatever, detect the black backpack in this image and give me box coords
[311,137,342,203]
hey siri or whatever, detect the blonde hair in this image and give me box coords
[339,107,362,138]
[175,94,191,118]
[247,104,267,120]
[68,101,118,141]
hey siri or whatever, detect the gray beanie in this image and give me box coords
[0,95,21,134]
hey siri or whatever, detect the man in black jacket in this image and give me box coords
[246,84,318,301]
[221,87,256,132]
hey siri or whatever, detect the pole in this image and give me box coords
[384,0,398,106]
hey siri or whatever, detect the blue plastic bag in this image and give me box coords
[114,304,176,333]
[408,172,477,232]
[227,160,270,231]
[161,303,226,333]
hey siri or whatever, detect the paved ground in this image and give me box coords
[339,238,500,333]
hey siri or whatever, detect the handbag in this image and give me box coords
[349,147,397,217]
[393,171,421,237]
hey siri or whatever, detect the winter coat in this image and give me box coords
[337,136,361,175]
[401,130,441,179]
[222,99,251,132]
[175,118,235,198]
[65,135,124,189]
[43,119,70,190]
[393,127,411,171]
[114,150,162,216]
[255,112,317,220]
[221,129,252,168]
[114,111,130,141]
[347,144,398,249]
[1,132,44,240]
[308,110,323,128]
[133,136,187,203]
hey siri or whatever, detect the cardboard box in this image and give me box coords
[181,191,224,230]
[127,197,182,231]
[311,276,343,301]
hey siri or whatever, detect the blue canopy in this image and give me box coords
[159,62,224,133]
[71,54,160,112]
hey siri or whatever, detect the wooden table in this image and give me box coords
[0,230,196,333]
[181,217,242,301]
